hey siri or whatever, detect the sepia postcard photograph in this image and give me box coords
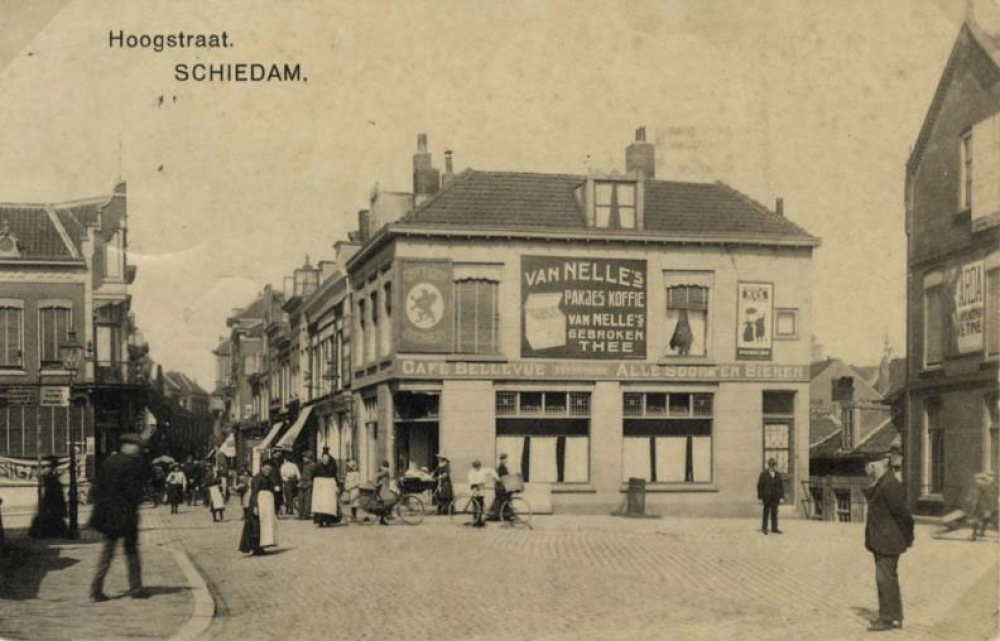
[0,1,998,639]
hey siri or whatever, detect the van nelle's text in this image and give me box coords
[108,30,307,83]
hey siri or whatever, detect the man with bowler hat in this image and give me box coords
[89,434,147,601]
[757,457,784,535]
[863,457,913,631]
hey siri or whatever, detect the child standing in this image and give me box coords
[344,460,362,523]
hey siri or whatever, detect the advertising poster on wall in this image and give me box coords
[953,259,985,354]
[396,259,454,353]
[736,282,773,360]
[521,256,646,359]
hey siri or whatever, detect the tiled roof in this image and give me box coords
[398,170,818,244]
[0,204,77,260]
[810,359,836,380]
[164,371,209,397]
[855,419,901,456]
[810,410,842,447]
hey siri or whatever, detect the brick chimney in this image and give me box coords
[626,126,655,179]
[775,197,784,216]
[357,209,371,242]
[441,150,455,188]
[413,133,440,206]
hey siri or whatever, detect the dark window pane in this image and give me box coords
[763,391,795,415]
[669,393,690,416]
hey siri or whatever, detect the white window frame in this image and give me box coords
[774,308,799,340]
[960,129,973,212]
[662,271,714,359]
[37,300,73,370]
[0,299,24,369]
[922,271,944,369]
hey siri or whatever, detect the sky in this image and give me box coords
[0,0,986,387]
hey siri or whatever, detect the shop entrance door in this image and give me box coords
[394,421,439,473]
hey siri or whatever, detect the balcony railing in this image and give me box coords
[94,361,136,385]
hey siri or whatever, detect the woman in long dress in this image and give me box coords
[433,455,454,515]
[343,460,362,522]
[29,456,67,539]
[165,464,187,515]
[312,448,340,527]
[239,461,279,556]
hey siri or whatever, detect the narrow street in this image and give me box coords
[154,507,996,641]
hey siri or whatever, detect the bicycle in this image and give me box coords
[449,477,532,530]
[357,484,425,525]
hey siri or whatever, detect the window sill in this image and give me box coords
[953,208,971,222]
[0,369,27,377]
[656,357,711,365]
[551,484,597,494]
[917,367,945,379]
[619,483,719,493]
[445,354,508,363]
[40,369,71,377]
[918,493,944,502]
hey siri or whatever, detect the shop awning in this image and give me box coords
[275,406,315,450]
[258,422,285,451]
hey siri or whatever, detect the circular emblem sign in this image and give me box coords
[405,283,444,329]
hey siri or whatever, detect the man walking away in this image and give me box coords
[183,456,201,506]
[863,458,914,632]
[89,434,147,601]
[757,457,784,534]
[280,455,301,517]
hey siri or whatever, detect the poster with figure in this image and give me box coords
[521,256,647,359]
[736,282,773,360]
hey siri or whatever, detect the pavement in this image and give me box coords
[0,507,212,641]
[1,501,997,641]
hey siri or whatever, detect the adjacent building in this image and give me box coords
[0,182,144,491]
[904,15,1000,513]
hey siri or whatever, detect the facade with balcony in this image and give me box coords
[0,182,145,492]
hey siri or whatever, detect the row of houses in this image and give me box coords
[214,129,820,517]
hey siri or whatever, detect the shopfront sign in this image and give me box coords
[953,259,985,354]
[736,282,773,360]
[396,259,454,353]
[393,358,808,383]
[40,386,70,407]
[0,386,38,406]
[521,256,647,359]
[0,454,86,486]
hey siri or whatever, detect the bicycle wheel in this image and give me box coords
[449,496,477,525]
[501,496,532,528]
[396,495,425,525]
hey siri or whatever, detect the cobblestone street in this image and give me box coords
[154,506,998,641]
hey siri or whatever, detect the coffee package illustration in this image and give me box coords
[524,292,567,350]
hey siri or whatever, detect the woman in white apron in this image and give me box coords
[312,448,340,527]
[239,461,279,555]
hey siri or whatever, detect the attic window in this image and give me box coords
[595,182,636,229]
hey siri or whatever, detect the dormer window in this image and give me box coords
[595,182,636,229]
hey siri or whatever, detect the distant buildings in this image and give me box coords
[904,14,1000,513]
[216,128,821,516]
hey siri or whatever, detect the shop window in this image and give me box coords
[0,302,23,368]
[987,268,999,358]
[454,279,499,354]
[663,272,713,358]
[39,303,71,368]
[924,284,944,367]
[621,392,713,484]
[762,391,795,497]
[595,182,636,229]
[495,390,591,483]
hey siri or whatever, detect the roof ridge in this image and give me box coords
[713,181,818,240]
[43,205,81,259]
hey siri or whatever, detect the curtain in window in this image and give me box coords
[496,436,525,476]
[691,436,712,482]
[562,436,589,482]
[528,436,558,483]
[665,283,710,357]
[454,280,498,354]
[622,437,651,482]
[655,437,687,482]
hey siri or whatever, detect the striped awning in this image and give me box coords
[258,422,285,451]
[275,406,315,450]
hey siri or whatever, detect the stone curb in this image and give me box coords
[167,546,216,641]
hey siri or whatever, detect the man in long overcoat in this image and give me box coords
[863,458,914,631]
[757,457,784,534]
[89,434,147,601]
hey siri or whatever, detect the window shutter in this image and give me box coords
[972,114,1000,230]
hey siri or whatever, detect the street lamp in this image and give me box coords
[60,329,84,539]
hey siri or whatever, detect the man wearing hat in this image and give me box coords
[89,434,147,601]
[756,457,785,535]
[863,457,913,631]
[487,453,511,521]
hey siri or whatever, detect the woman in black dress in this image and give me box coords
[433,455,454,515]
[239,461,277,556]
[29,456,67,539]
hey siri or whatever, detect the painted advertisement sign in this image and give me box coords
[953,259,985,354]
[396,259,454,353]
[736,282,773,360]
[393,358,808,382]
[521,256,646,359]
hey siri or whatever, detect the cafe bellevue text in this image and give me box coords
[225,128,819,517]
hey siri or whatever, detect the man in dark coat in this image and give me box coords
[298,452,316,520]
[89,434,147,601]
[863,458,914,631]
[756,457,784,534]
